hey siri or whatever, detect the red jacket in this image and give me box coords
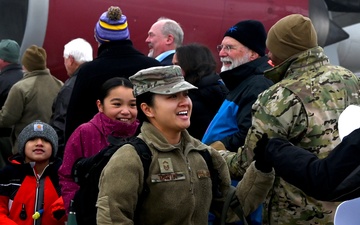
[0,155,66,225]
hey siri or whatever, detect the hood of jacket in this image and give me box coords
[265,46,329,84]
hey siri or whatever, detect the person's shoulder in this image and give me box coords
[159,54,174,66]
[76,121,98,133]
[0,159,24,179]
[324,63,353,74]
[253,56,273,72]
[48,74,64,85]
[324,64,360,83]
[186,133,210,150]
[0,163,17,174]
[68,121,97,139]
[239,73,273,96]
[8,77,26,91]
[106,142,142,169]
[250,74,273,85]
[257,83,293,105]
[73,60,96,75]
[138,55,161,66]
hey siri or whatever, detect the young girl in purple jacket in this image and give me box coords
[58,77,139,213]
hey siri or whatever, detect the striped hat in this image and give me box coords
[95,6,130,44]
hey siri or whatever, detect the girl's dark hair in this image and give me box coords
[175,43,217,84]
[98,77,133,103]
[135,91,155,124]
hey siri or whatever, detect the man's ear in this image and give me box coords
[166,34,174,45]
[249,51,259,61]
[68,55,76,65]
[141,103,154,118]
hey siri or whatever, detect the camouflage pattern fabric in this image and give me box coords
[129,65,197,96]
[224,46,360,225]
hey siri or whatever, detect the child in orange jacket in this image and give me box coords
[0,120,66,224]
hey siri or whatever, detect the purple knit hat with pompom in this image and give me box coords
[95,6,130,44]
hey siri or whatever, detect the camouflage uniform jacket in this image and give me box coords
[223,46,360,224]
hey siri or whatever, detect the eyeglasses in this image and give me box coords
[216,44,236,53]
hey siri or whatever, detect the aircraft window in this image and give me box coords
[0,0,28,46]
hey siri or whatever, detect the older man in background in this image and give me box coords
[50,38,93,158]
[146,17,184,65]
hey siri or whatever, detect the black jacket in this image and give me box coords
[50,73,78,158]
[266,128,360,201]
[0,64,23,136]
[65,40,160,142]
[187,72,228,140]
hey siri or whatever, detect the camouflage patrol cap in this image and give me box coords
[129,65,197,97]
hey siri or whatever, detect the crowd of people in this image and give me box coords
[0,4,359,225]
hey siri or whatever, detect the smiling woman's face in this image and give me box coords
[144,91,192,133]
[97,86,137,124]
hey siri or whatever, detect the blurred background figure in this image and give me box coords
[50,38,93,159]
[172,43,228,140]
[0,39,23,167]
[0,45,63,154]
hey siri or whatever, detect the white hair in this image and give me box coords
[157,17,184,47]
[63,38,93,63]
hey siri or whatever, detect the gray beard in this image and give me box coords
[220,53,252,72]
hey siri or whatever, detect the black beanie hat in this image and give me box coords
[224,20,266,56]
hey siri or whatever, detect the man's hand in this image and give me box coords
[253,133,273,173]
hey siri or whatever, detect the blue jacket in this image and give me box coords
[202,56,273,151]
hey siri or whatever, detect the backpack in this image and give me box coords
[71,135,219,225]
[71,135,151,225]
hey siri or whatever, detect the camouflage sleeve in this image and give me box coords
[223,86,308,180]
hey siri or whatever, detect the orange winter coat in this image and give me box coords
[0,155,66,225]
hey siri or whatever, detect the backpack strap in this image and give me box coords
[221,185,248,225]
[127,137,152,224]
[127,137,152,196]
[199,150,249,225]
[198,150,222,198]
